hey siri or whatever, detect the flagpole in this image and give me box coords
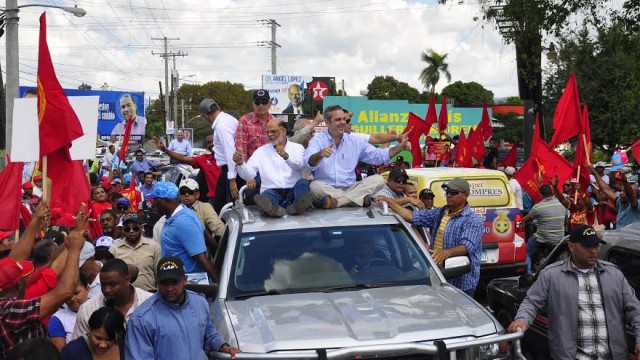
[41,155,50,203]
[582,134,591,166]
[574,165,580,205]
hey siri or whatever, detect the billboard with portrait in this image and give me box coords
[261,75,312,114]
[19,86,146,143]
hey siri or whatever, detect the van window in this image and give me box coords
[430,178,511,208]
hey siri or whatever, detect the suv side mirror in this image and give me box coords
[441,256,471,280]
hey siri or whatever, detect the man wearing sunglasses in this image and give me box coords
[109,213,160,292]
[178,179,224,251]
[234,89,277,199]
[376,178,483,296]
[373,167,424,209]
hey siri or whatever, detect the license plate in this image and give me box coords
[481,249,498,263]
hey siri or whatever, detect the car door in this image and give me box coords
[604,246,640,357]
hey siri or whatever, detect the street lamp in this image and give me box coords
[2,1,86,155]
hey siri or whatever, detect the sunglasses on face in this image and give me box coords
[180,189,195,195]
[392,177,407,184]
[445,189,461,196]
[254,101,269,106]
[123,226,140,233]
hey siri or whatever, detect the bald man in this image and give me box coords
[233,118,312,217]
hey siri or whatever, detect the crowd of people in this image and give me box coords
[3,87,640,359]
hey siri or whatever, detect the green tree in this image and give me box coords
[366,76,423,103]
[504,96,524,105]
[78,82,92,90]
[542,23,640,151]
[492,112,524,143]
[441,81,494,106]
[418,49,451,93]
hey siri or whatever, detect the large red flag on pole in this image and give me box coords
[573,105,592,192]
[424,93,438,134]
[467,128,486,165]
[454,128,471,167]
[550,72,583,147]
[630,139,640,164]
[37,12,90,213]
[404,113,430,168]
[0,157,24,231]
[513,158,543,203]
[37,14,83,157]
[438,95,448,132]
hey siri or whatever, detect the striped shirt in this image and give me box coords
[574,264,611,359]
[529,197,566,244]
[412,205,483,292]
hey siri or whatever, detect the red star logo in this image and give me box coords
[310,81,329,101]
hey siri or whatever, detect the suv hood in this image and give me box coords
[225,285,498,353]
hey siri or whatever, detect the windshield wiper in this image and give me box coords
[321,283,397,292]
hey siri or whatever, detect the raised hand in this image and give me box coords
[398,127,413,142]
[152,136,166,151]
[232,147,244,166]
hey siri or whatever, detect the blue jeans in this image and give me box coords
[262,179,311,208]
[526,236,544,274]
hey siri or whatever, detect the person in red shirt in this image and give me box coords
[0,201,87,358]
[153,134,221,204]
[90,186,112,220]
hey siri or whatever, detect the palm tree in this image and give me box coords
[419,49,452,93]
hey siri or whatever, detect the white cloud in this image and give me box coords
[3,0,521,102]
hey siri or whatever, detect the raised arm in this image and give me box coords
[589,165,617,202]
[153,136,194,166]
[9,201,49,262]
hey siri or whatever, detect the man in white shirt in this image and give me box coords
[234,119,312,217]
[505,166,524,210]
[199,98,244,214]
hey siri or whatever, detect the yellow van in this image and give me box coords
[384,167,527,281]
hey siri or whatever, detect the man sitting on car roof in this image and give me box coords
[304,105,410,209]
[234,119,313,217]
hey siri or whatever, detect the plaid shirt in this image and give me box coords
[574,265,611,360]
[235,112,273,160]
[0,297,46,357]
[412,204,483,291]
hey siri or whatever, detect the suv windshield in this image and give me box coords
[229,224,437,298]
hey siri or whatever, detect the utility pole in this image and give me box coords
[151,36,180,134]
[259,19,281,75]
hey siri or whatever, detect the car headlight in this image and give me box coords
[477,341,510,359]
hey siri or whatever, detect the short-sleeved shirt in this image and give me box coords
[373,184,405,199]
[235,112,273,159]
[160,206,207,273]
[616,198,640,229]
[48,307,77,343]
[0,297,45,357]
[109,237,161,292]
[529,197,566,244]
[168,139,193,156]
[191,154,221,198]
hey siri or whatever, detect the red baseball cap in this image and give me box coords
[33,176,42,181]
[0,257,34,292]
[0,230,15,241]
[22,181,34,190]
[101,181,113,191]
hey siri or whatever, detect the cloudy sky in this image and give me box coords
[3,0,529,104]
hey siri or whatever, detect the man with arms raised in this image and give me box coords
[304,105,410,208]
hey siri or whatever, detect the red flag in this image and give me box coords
[118,115,134,165]
[424,93,438,135]
[0,158,24,231]
[513,158,542,203]
[20,204,33,228]
[550,72,583,147]
[438,95,448,132]
[454,128,472,168]
[534,141,574,192]
[573,105,592,191]
[37,13,90,213]
[37,13,83,157]
[478,100,494,140]
[502,143,518,167]
[630,139,640,164]
[404,113,430,168]
[467,128,486,164]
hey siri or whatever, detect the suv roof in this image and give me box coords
[239,206,399,233]
[403,167,507,177]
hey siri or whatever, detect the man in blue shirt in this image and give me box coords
[590,165,640,229]
[125,256,241,359]
[139,172,156,199]
[304,105,410,208]
[376,178,483,296]
[168,130,193,165]
[149,182,217,281]
[131,149,161,174]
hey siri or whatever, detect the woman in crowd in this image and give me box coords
[61,306,125,360]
